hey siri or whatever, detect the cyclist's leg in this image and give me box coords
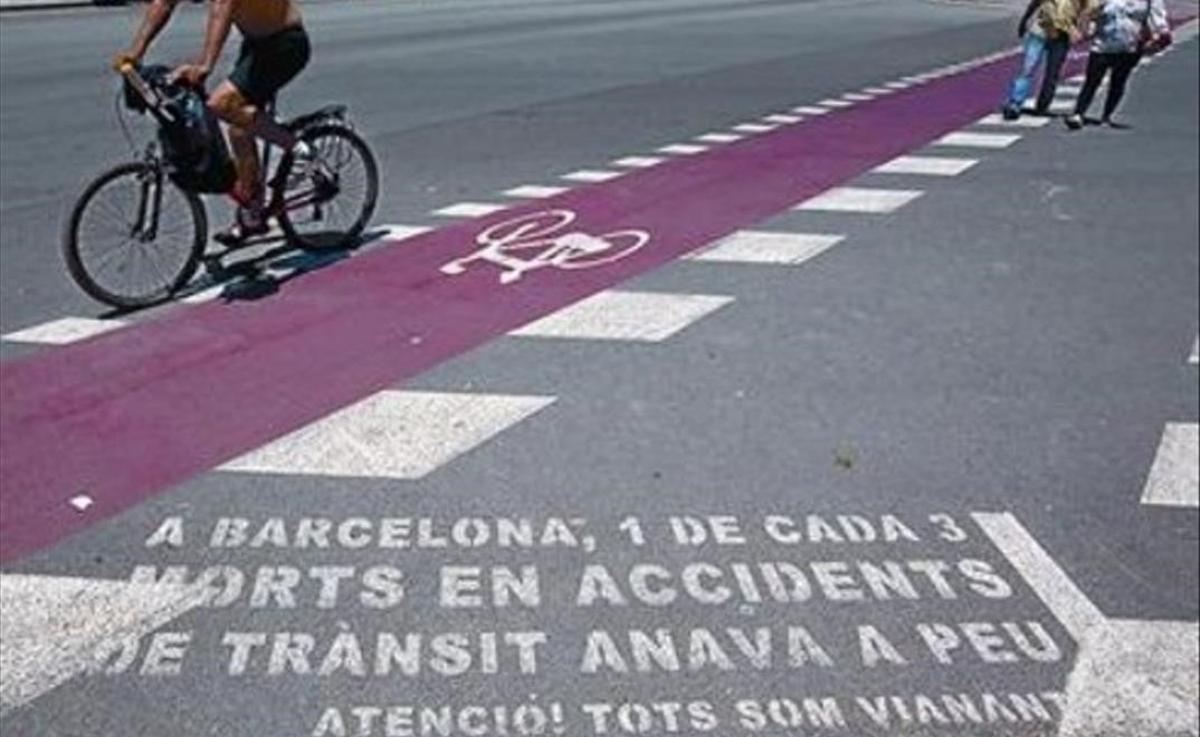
[209,27,311,241]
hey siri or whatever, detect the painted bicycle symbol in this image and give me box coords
[439,209,650,284]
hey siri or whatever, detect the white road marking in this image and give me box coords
[221,390,555,479]
[1047,98,1076,114]
[180,284,227,305]
[763,114,802,124]
[510,290,733,342]
[885,81,912,89]
[978,515,1199,737]
[1056,84,1083,95]
[976,113,1051,128]
[658,144,708,155]
[2,317,126,345]
[972,512,1106,640]
[433,202,508,218]
[1140,423,1199,507]
[687,230,844,265]
[842,93,874,101]
[562,169,624,183]
[612,156,665,169]
[733,123,776,133]
[0,574,205,715]
[504,185,570,199]
[819,99,854,108]
[863,87,894,95]
[1189,337,1198,365]
[792,106,831,115]
[696,133,743,143]
[381,224,434,241]
[67,495,93,512]
[872,155,978,177]
[934,131,1022,149]
[1060,620,1200,737]
[795,187,924,214]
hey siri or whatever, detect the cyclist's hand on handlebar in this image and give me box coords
[112,50,141,74]
[170,63,211,89]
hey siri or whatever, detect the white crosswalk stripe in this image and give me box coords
[796,187,924,214]
[733,123,776,133]
[843,93,874,101]
[763,114,802,124]
[658,144,708,155]
[976,113,1051,128]
[433,202,508,218]
[1140,423,1200,508]
[2,317,126,345]
[504,185,570,199]
[819,99,854,108]
[872,155,978,177]
[934,131,1022,149]
[696,133,743,143]
[792,106,831,115]
[510,290,733,342]
[221,390,555,479]
[563,169,624,183]
[612,156,665,168]
[687,231,844,265]
[382,224,434,241]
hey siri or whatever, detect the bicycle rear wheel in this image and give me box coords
[63,162,207,309]
[277,124,379,252]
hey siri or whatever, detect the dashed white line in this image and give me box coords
[697,133,744,144]
[842,93,874,102]
[658,144,709,155]
[1189,337,1198,365]
[433,202,508,218]
[796,187,924,214]
[763,114,802,124]
[2,317,126,345]
[934,131,1023,149]
[872,155,979,177]
[1140,423,1199,508]
[792,106,831,115]
[221,390,555,479]
[562,169,624,183]
[687,230,845,266]
[733,123,776,134]
[381,224,434,241]
[510,290,734,342]
[612,156,666,169]
[819,99,854,108]
[976,113,1051,128]
[504,185,570,199]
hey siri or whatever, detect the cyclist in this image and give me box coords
[115,0,311,243]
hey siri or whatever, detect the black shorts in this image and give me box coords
[229,25,311,106]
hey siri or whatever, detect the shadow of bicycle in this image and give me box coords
[97,225,396,319]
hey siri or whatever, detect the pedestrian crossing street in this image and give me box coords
[2,56,1196,503]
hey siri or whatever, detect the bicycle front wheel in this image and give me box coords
[278,124,379,252]
[63,162,207,309]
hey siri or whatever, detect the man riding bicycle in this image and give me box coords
[116,0,311,243]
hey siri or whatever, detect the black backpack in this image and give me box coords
[128,66,237,194]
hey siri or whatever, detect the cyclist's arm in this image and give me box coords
[194,0,239,77]
[125,0,181,62]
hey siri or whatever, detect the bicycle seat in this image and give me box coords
[284,105,348,132]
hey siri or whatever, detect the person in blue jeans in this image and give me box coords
[1002,0,1089,120]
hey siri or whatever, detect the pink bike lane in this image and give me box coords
[0,24,1189,563]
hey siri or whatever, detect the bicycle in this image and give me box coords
[63,62,379,308]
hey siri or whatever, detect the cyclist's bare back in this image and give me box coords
[116,0,311,242]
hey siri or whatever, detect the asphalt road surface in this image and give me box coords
[1,1,1198,736]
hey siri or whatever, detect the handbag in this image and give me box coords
[1137,0,1173,55]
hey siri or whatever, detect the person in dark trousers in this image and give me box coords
[1066,0,1170,129]
[1002,0,1089,120]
